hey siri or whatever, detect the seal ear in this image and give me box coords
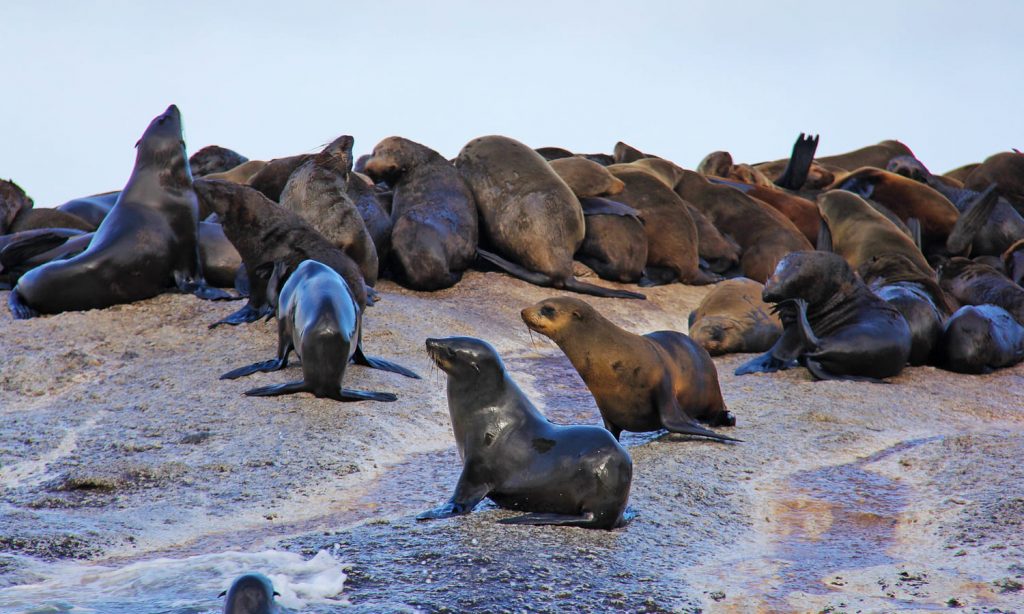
[218,590,227,598]
[274,591,281,597]
[572,309,583,321]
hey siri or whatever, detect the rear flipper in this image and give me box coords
[774,133,819,191]
[803,358,889,384]
[220,358,287,380]
[209,302,273,328]
[656,385,742,443]
[174,270,239,301]
[244,380,308,397]
[735,352,797,375]
[7,290,39,319]
[945,184,999,256]
[333,388,398,402]
[639,266,677,287]
[563,277,646,300]
[498,512,599,528]
[479,248,645,299]
[680,268,723,286]
[353,345,421,379]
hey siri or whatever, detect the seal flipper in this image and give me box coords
[562,277,646,300]
[579,197,642,219]
[220,358,287,380]
[479,248,645,299]
[174,270,238,301]
[907,218,923,252]
[803,358,889,384]
[816,219,833,252]
[244,380,308,397]
[335,388,398,402]
[417,465,490,520]
[774,133,819,191]
[783,298,821,350]
[639,266,677,287]
[499,512,598,527]
[655,383,742,443]
[945,183,999,256]
[7,290,39,319]
[0,231,80,269]
[352,344,421,379]
[209,301,273,328]
[735,322,804,375]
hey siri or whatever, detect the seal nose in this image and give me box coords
[425,338,445,352]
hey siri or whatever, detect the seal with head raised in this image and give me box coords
[735,251,912,381]
[455,135,644,299]
[522,297,737,442]
[219,572,280,614]
[418,336,633,529]
[8,104,232,319]
[220,259,404,401]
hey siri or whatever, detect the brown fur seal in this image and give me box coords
[963,151,1024,211]
[676,170,813,283]
[575,197,648,283]
[455,135,643,299]
[549,157,625,198]
[189,145,248,177]
[612,141,657,164]
[419,336,633,529]
[941,305,1024,374]
[8,208,95,233]
[8,105,232,319]
[522,297,737,442]
[706,177,821,245]
[606,165,718,285]
[816,190,934,276]
[247,154,312,202]
[534,146,575,161]
[0,179,33,234]
[939,257,1024,325]
[688,278,782,356]
[279,135,378,285]
[204,159,268,184]
[816,139,914,171]
[362,136,478,290]
[944,163,980,184]
[344,167,393,267]
[735,251,912,381]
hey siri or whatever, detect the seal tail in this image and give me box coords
[478,248,645,299]
[220,358,286,380]
[774,133,819,191]
[352,345,421,379]
[945,183,999,256]
[7,290,38,319]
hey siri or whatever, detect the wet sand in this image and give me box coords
[1,271,1022,612]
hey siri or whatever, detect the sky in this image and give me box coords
[2,0,1022,208]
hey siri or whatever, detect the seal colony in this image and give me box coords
[2,106,1023,548]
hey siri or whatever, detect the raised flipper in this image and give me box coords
[7,290,39,319]
[816,219,833,252]
[478,248,645,299]
[220,358,287,380]
[656,383,742,443]
[499,512,597,527]
[417,465,490,520]
[209,301,273,328]
[352,344,421,379]
[774,133,820,191]
[945,183,999,256]
[579,197,642,219]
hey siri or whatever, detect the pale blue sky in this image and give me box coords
[2,0,1022,207]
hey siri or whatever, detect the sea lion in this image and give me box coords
[816,190,934,276]
[418,336,633,529]
[522,297,737,441]
[455,135,643,299]
[189,145,248,177]
[575,197,647,283]
[963,151,1024,212]
[0,179,33,234]
[221,259,406,401]
[219,572,280,614]
[688,278,782,356]
[54,191,119,228]
[675,170,813,283]
[8,105,231,319]
[247,154,312,202]
[0,229,90,289]
[279,135,378,285]
[735,251,912,381]
[362,136,478,290]
[940,305,1024,374]
[938,257,1024,325]
[606,165,718,285]
[549,157,625,198]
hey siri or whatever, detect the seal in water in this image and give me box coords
[735,251,912,381]
[455,135,644,299]
[219,572,280,614]
[220,259,403,401]
[940,304,1024,374]
[688,277,782,356]
[522,297,738,442]
[419,336,634,529]
[8,104,232,319]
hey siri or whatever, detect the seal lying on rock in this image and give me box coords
[419,336,634,529]
[940,304,1024,374]
[688,278,782,356]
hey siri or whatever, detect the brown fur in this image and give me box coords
[688,278,782,355]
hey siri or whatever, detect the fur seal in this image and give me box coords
[675,170,813,283]
[8,105,232,319]
[938,257,1024,325]
[455,135,643,299]
[606,164,718,285]
[219,572,280,614]
[188,145,248,177]
[247,154,312,202]
[697,151,775,187]
[279,135,378,285]
[688,278,782,356]
[549,157,625,198]
[535,146,575,161]
[709,179,820,245]
[963,151,1024,212]
[612,141,657,164]
[575,197,647,283]
[54,191,119,229]
[735,251,912,381]
[220,259,407,400]
[522,297,737,442]
[204,160,269,185]
[419,336,633,529]
[816,139,914,171]
[363,136,478,290]
[941,305,1024,374]
[0,179,33,234]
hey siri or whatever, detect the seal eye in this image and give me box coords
[540,306,555,318]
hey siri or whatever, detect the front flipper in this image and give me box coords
[774,133,819,191]
[780,298,821,351]
[220,358,287,380]
[7,290,39,319]
[208,302,273,328]
[352,344,421,379]
[417,465,490,521]
[499,512,597,527]
[655,383,742,443]
[244,380,309,397]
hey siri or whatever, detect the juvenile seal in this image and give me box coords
[688,278,782,356]
[522,297,737,441]
[735,251,912,381]
[219,572,280,614]
[455,135,643,299]
[938,257,1024,325]
[940,305,1024,374]
[189,145,248,177]
[221,259,402,401]
[8,105,231,319]
[363,136,478,290]
[418,336,633,529]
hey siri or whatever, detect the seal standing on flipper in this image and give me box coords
[455,135,643,299]
[735,251,912,381]
[418,336,633,529]
[940,305,1024,374]
[219,572,280,614]
[220,259,401,401]
[688,278,782,356]
[8,105,231,319]
[522,297,737,442]
[362,136,478,290]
